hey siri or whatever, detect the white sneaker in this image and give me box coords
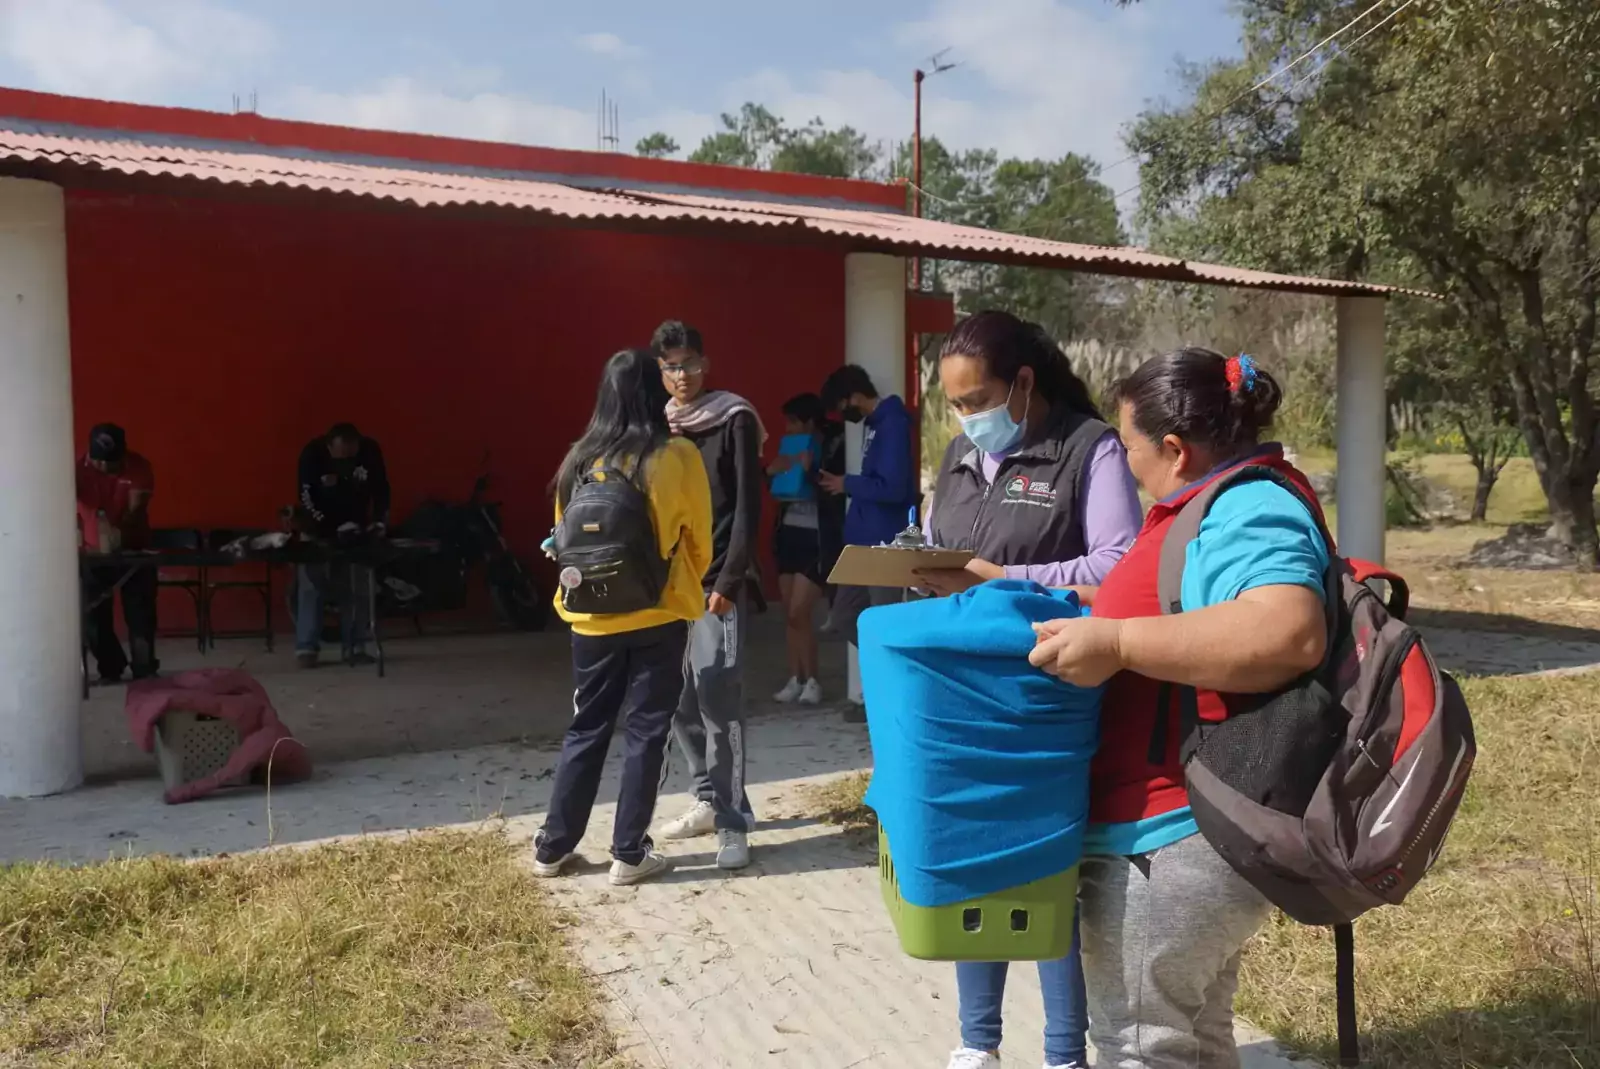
[946,1050,999,1069]
[716,829,750,870]
[798,678,823,705]
[530,851,578,878]
[609,851,672,886]
[774,677,803,703]
[659,799,716,840]
[1045,1061,1088,1069]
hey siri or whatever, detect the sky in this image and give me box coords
[0,0,1242,178]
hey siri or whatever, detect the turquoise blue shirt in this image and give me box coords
[1084,478,1329,857]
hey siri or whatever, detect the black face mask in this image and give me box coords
[841,405,865,424]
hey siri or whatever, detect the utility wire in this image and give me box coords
[1111,0,1423,206]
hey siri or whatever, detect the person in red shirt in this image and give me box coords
[76,423,159,682]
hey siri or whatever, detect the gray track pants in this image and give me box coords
[672,593,753,831]
[1078,832,1272,1069]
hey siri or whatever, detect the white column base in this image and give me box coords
[0,177,82,797]
[843,254,906,706]
[1335,296,1388,565]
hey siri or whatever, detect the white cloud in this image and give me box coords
[280,79,598,151]
[577,32,642,59]
[898,0,1146,165]
[695,0,1154,170]
[0,0,273,101]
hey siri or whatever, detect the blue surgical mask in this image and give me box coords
[958,381,1027,454]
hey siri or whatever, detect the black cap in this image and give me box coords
[88,423,126,463]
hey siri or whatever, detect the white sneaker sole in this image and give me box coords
[609,857,673,886]
[530,852,577,878]
[716,852,751,871]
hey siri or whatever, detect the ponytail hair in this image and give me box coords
[939,310,1101,420]
[1109,347,1284,452]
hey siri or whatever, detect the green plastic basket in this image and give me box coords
[878,825,1078,962]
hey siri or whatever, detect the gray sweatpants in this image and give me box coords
[1078,832,1272,1069]
[830,583,904,646]
[673,593,753,832]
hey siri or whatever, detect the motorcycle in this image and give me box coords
[286,470,549,634]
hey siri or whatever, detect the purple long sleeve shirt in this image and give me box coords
[930,431,1143,587]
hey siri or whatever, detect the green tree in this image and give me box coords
[1127,0,1600,560]
[635,132,680,159]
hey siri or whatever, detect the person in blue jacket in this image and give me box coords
[818,363,918,722]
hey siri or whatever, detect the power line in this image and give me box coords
[1111,0,1423,206]
[1081,0,1395,187]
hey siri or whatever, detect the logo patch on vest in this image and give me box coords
[1002,474,1057,508]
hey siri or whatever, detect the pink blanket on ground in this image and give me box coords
[125,668,312,804]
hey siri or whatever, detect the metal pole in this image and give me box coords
[912,68,925,291]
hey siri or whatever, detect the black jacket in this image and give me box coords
[679,411,763,598]
[297,436,391,538]
[929,410,1108,566]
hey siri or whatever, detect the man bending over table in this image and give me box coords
[76,423,158,683]
[295,422,390,668]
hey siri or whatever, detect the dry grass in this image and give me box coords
[1387,525,1600,635]
[802,771,877,831]
[0,829,622,1069]
[1239,673,1600,1069]
[807,675,1600,1068]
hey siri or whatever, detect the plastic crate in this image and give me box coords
[153,711,247,792]
[878,825,1078,962]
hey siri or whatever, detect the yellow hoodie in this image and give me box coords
[554,437,713,637]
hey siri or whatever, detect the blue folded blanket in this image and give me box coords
[859,580,1102,909]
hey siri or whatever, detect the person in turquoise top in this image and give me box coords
[1030,349,1330,1069]
[768,393,834,704]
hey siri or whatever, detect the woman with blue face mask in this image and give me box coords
[915,310,1143,1069]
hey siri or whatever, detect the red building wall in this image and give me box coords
[65,190,848,628]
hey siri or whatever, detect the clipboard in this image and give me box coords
[826,543,974,588]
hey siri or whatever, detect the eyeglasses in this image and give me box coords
[658,359,705,378]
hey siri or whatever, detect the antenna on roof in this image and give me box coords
[598,89,620,152]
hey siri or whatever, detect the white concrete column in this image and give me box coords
[0,178,82,797]
[844,253,907,703]
[1335,295,1388,565]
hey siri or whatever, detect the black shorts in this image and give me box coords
[774,523,822,584]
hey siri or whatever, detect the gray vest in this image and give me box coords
[929,411,1109,566]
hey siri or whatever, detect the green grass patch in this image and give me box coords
[0,830,621,1069]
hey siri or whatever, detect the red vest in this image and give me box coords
[1088,447,1326,823]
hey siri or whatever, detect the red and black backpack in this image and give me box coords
[1158,465,1477,1066]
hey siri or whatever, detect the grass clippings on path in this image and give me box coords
[0,829,622,1069]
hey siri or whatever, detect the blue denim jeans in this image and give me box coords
[955,916,1087,1066]
[294,562,372,654]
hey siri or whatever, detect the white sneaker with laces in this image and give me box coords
[945,1050,999,1069]
[715,828,750,870]
[774,677,803,703]
[530,851,577,878]
[798,678,823,705]
[659,799,716,840]
[609,851,672,886]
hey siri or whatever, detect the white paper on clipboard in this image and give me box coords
[826,543,974,588]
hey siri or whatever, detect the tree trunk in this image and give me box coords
[1545,479,1600,569]
[1470,469,1497,523]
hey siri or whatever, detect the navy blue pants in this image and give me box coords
[956,914,1087,1066]
[537,622,688,866]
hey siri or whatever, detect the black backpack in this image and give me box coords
[1159,465,1477,1066]
[553,463,670,616]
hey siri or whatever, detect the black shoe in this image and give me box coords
[131,662,160,681]
[345,650,377,667]
[96,669,126,687]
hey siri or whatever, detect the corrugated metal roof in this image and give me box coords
[0,125,1433,299]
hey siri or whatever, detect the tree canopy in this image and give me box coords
[1127,0,1600,559]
